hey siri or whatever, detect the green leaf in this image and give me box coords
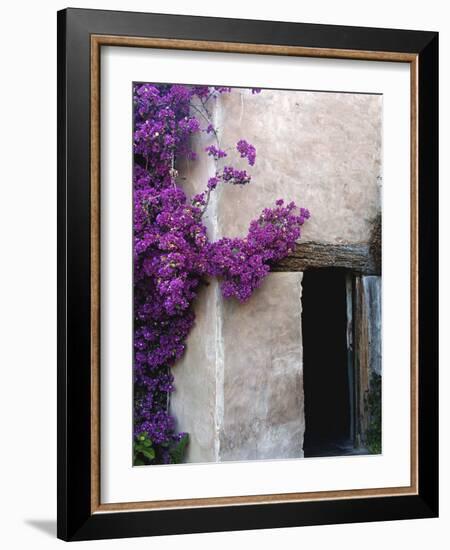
[169,433,189,464]
[134,458,145,466]
[141,447,156,460]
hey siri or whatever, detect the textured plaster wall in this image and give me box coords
[217,89,382,243]
[171,89,382,463]
[220,273,304,461]
[169,280,219,463]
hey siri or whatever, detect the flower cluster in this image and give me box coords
[221,165,251,186]
[207,200,310,301]
[205,144,227,159]
[133,83,310,465]
[236,139,256,166]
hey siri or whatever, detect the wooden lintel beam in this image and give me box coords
[272,241,381,275]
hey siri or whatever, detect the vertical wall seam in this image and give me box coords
[212,95,225,463]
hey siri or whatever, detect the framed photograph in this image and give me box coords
[57,8,438,541]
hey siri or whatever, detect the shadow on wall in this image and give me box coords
[24,519,56,538]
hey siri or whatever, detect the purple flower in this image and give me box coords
[214,86,232,93]
[132,82,309,465]
[222,165,251,185]
[236,139,256,166]
[207,177,220,190]
[205,145,227,159]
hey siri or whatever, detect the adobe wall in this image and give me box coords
[170,89,382,462]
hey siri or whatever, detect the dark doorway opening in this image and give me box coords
[302,268,355,457]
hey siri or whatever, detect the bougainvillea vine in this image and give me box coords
[133,83,310,465]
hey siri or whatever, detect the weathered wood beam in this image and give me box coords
[272,215,381,275]
[272,241,381,275]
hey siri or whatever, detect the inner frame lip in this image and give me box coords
[89,34,419,514]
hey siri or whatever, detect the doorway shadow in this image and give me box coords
[302,268,353,458]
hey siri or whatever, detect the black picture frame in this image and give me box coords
[57,7,438,541]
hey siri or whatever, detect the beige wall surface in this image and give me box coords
[171,88,382,463]
[217,89,382,243]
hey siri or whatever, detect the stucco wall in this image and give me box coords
[171,88,382,463]
[219,272,304,461]
[217,89,382,243]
